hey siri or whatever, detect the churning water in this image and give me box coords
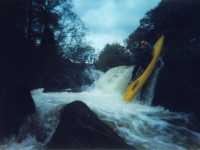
[1,66,200,150]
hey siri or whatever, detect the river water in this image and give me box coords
[1,66,200,150]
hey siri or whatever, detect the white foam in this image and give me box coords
[2,66,200,150]
[32,66,200,150]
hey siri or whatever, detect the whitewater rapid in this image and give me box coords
[2,66,200,150]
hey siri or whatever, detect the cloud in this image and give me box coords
[73,0,161,50]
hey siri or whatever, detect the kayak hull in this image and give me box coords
[123,36,165,102]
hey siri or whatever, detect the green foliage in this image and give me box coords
[24,0,90,87]
[126,0,200,62]
[0,0,89,88]
[66,44,95,63]
[125,0,200,115]
[96,43,133,71]
[27,0,94,64]
[29,0,83,48]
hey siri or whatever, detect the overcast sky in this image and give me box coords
[73,0,161,50]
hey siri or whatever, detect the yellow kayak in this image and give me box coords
[123,36,165,102]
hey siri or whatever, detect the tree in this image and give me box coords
[126,0,200,118]
[0,0,88,140]
[0,0,36,140]
[96,43,133,71]
[23,0,89,88]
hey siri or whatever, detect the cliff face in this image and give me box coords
[127,0,200,117]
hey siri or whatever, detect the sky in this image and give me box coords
[73,0,161,50]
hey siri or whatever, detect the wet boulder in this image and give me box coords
[47,101,133,149]
[43,59,93,92]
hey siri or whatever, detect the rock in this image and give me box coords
[43,59,93,92]
[153,61,200,119]
[47,101,133,149]
[0,84,35,140]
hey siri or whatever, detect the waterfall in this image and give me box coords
[93,66,134,95]
[2,66,200,150]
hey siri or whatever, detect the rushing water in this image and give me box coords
[1,66,200,150]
